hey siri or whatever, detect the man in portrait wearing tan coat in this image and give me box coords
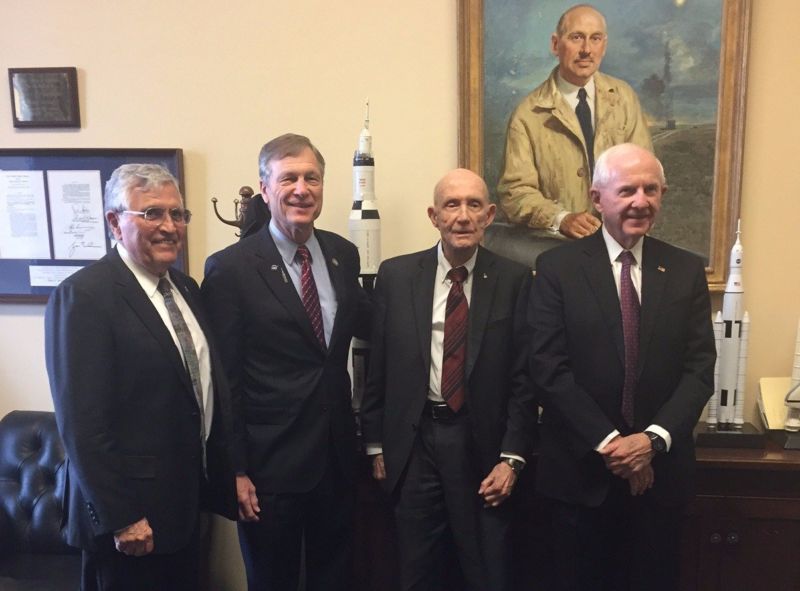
[497,4,652,240]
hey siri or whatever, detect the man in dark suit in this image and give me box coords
[361,168,536,591]
[202,134,370,591]
[45,163,238,591]
[530,143,716,591]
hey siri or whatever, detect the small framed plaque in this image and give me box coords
[8,67,81,128]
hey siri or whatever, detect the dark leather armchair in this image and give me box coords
[0,410,80,590]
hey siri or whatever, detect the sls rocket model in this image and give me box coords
[707,220,749,429]
[349,99,381,412]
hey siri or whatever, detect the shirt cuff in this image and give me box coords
[596,429,620,452]
[365,443,383,456]
[549,210,570,234]
[500,452,526,465]
[645,424,672,451]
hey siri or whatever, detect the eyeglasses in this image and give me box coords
[119,207,192,224]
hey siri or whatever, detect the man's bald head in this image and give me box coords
[429,169,495,266]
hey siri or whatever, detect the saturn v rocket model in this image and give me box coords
[349,100,381,412]
[706,220,749,430]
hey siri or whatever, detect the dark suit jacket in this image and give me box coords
[530,232,716,508]
[361,245,536,494]
[45,248,238,554]
[201,227,370,493]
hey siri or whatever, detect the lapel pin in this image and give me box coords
[331,258,339,267]
[657,266,666,273]
[482,273,488,279]
[270,264,289,283]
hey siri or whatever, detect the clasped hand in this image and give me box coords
[599,433,655,496]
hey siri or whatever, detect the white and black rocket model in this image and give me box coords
[349,99,381,412]
[706,220,749,429]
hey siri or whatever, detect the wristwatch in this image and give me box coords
[501,457,524,475]
[645,431,667,453]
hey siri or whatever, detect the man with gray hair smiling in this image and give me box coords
[530,144,715,590]
[203,134,370,591]
[46,163,237,591]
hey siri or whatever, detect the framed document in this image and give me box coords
[8,67,81,128]
[0,148,184,303]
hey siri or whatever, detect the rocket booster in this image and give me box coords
[349,99,381,279]
[715,220,748,427]
[706,311,723,428]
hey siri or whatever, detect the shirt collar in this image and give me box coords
[436,243,478,279]
[601,226,643,266]
[556,72,596,103]
[269,219,322,266]
[116,243,168,297]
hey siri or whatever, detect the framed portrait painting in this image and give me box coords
[459,0,750,290]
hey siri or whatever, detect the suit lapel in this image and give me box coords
[466,247,497,380]
[317,231,348,352]
[412,247,438,374]
[638,237,667,375]
[581,233,625,366]
[251,228,324,352]
[109,250,193,394]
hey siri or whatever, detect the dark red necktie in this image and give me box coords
[441,266,468,412]
[619,250,640,426]
[295,245,325,348]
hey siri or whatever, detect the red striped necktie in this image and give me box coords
[441,266,468,412]
[295,245,325,348]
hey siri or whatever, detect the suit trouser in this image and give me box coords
[394,411,512,591]
[80,514,202,591]
[237,451,355,591]
[549,476,684,591]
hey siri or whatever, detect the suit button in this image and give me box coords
[577,167,586,177]
[322,405,329,412]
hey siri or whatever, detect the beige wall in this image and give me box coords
[0,1,798,586]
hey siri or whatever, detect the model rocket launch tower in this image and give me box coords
[706,220,749,430]
[349,100,381,412]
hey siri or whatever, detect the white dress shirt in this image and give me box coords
[117,244,214,439]
[595,228,672,452]
[269,220,338,347]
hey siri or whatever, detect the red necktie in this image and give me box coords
[441,266,468,412]
[619,250,640,426]
[295,245,325,348]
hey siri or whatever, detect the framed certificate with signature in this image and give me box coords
[0,148,184,303]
